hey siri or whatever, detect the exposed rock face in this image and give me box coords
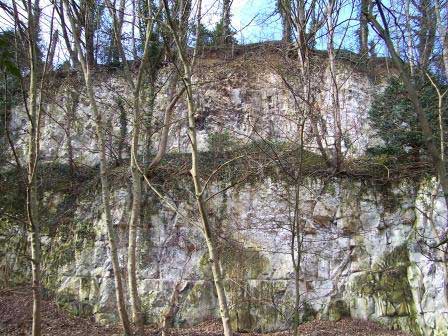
[4,51,448,335]
[8,53,381,166]
[53,177,448,336]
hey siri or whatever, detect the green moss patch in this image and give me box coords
[352,245,421,335]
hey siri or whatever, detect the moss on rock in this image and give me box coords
[301,301,318,323]
[198,243,287,332]
[351,245,422,335]
[328,299,349,321]
[141,291,159,326]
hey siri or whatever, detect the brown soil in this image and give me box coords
[0,287,410,336]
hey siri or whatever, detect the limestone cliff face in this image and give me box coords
[4,51,448,335]
[48,175,447,336]
[9,52,381,166]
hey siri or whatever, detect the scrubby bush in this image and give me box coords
[367,76,447,159]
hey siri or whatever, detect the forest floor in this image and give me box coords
[0,287,410,336]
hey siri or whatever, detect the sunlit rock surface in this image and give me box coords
[8,52,384,166]
[4,50,447,335]
[55,177,448,335]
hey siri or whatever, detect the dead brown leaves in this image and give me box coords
[0,288,409,336]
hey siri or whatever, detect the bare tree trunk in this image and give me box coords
[426,73,446,163]
[27,54,42,336]
[62,2,132,334]
[55,0,78,67]
[416,0,436,70]
[47,30,58,69]
[326,0,342,170]
[290,0,331,167]
[66,90,80,177]
[359,0,369,56]
[24,3,42,334]
[127,70,150,334]
[405,0,415,76]
[89,70,132,336]
[131,0,137,60]
[292,231,302,336]
[291,117,306,336]
[190,44,231,336]
[85,1,96,69]
[10,0,55,333]
[104,2,177,331]
[28,148,41,336]
[104,1,157,330]
[278,0,292,43]
[88,71,132,335]
[221,0,232,44]
[116,99,127,165]
[161,0,233,333]
[185,70,233,336]
[128,155,143,333]
[291,181,302,336]
[198,197,233,336]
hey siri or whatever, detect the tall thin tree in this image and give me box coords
[161,0,233,334]
[62,1,132,333]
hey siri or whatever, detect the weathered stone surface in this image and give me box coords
[8,55,382,167]
[47,177,448,335]
[4,54,448,336]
